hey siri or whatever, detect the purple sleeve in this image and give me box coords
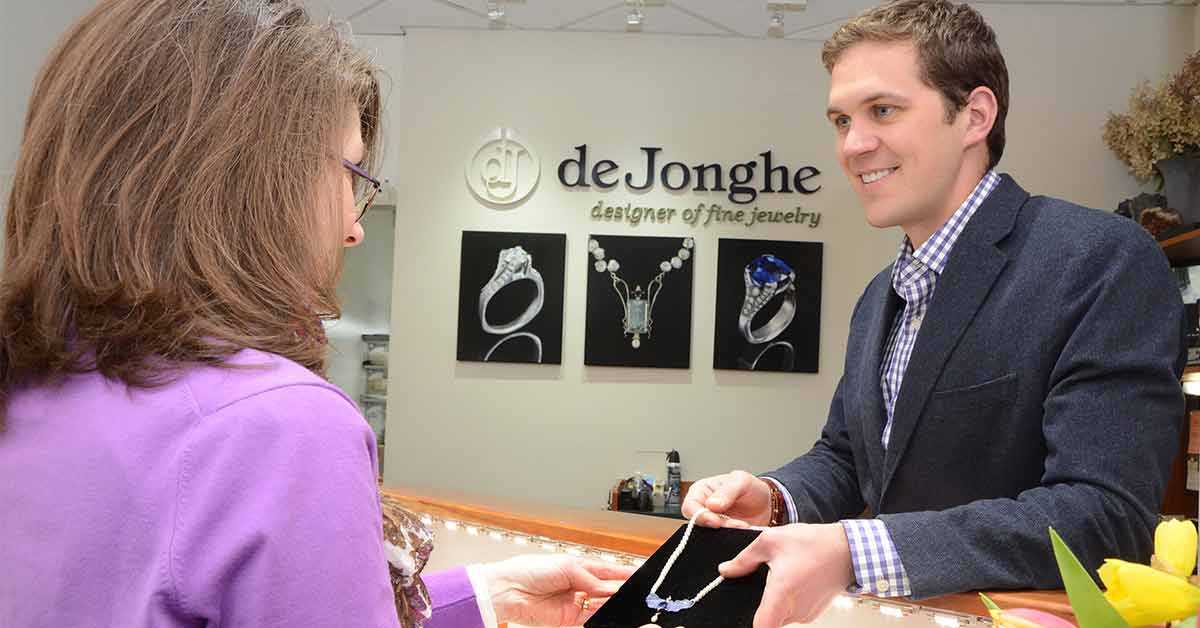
[170,384,403,628]
[423,567,486,628]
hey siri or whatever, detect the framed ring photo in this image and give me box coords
[713,238,822,373]
[456,231,566,365]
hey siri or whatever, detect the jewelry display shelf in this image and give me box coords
[1162,226,1200,266]
[1159,235,1199,516]
[362,334,389,476]
[383,485,1075,623]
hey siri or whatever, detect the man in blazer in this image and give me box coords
[682,2,1187,626]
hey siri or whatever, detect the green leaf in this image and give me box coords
[1174,615,1198,628]
[1048,527,1131,628]
[979,593,1001,614]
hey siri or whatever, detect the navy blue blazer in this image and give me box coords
[766,174,1186,598]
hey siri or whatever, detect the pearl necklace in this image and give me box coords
[590,237,694,349]
[638,508,724,628]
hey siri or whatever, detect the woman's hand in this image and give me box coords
[481,554,635,627]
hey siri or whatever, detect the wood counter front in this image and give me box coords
[384,485,1076,622]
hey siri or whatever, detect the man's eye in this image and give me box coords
[874,105,895,118]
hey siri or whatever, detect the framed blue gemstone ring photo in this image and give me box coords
[713,238,822,372]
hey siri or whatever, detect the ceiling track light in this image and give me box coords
[626,9,643,31]
[624,0,663,33]
[486,0,525,29]
[767,11,784,38]
[486,1,505,28]
[765,1,806,38]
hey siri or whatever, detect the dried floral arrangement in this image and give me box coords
[1103,51,1200,183]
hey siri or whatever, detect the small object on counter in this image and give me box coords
[664,450,682,512]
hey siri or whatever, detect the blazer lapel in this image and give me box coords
[857,278,902,495]
[879,175,1029,500]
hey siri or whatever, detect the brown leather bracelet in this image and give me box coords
[765,479,786,526]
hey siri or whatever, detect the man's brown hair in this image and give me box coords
[823,0,1009,169]
[0,0,381,423]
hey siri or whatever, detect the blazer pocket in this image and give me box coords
[927,372,1018,417]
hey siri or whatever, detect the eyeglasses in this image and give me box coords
[343,159,383,223]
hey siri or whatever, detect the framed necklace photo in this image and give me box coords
[584,234,695,369]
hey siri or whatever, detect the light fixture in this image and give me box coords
[877,602,911,619]
[765,1,807,38]
[767,11,784,38]
[486,1,505,29]
[624,0,662,32]
[933,613,968,628]
[1184,371,1200,396]
[626,7,643,32]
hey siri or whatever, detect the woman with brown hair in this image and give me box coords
[0,1,629,626]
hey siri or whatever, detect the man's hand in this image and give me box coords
[481,554,634,627]
[718,523,854,627]
[681,470,773,528]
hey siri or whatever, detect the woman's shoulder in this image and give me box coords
[180,348,358,422]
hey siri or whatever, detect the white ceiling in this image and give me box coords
[319,0,1198,40]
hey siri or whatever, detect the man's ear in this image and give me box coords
[961,86,998,150]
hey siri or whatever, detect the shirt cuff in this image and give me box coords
[839,519,912,597]
[759,476,797,524]
[466,564,499,628]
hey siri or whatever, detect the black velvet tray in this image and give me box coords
[585,525,766,628]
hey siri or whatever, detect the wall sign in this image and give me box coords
[466,128,540,206]
[465,133,825,230]
[558,145,821,204]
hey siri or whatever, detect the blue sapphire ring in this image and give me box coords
[479,246,544,335]
[739,254,797,344]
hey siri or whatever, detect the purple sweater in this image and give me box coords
[0,348,485,628]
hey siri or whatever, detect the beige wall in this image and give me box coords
[1,2,97,244]
[373,3,1195,509]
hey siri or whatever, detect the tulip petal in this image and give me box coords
[996,610,1060,628]
[1155,519,1198,579]
[1006,608,1079,628]
[1100,558,1200,625]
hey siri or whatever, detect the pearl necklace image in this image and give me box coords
[590,236,694,349]
[637,508,724,628]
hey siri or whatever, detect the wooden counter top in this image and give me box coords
[383,485,1077,622]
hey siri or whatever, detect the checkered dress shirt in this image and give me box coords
[767,170,1000,598]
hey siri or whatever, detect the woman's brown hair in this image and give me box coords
[0,0,381,425]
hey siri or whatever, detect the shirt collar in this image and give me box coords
[892,170,1000,284]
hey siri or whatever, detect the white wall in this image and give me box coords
[326,207,398,437]
[373,3,1196,509]
[1,1,97,242]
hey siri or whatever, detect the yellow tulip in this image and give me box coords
[1099,558,1200,626]
[1155,518,1198,579]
